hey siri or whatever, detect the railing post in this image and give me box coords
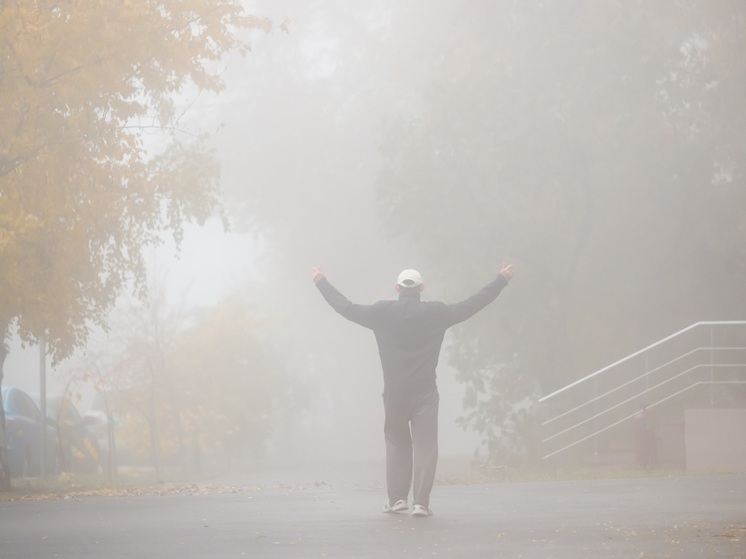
[593,377,598,456]
[709,325,715,406]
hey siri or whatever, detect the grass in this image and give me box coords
[0,463,702,501]
[437,462,690,485]
[0,469,210,501]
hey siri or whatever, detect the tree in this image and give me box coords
[210,0,499,464]
[0,1,272,489]
[210,0,430,463]
[62,287,305,475]
[82,273,189,479]
[169,292,308,471]
[375,1,746,465]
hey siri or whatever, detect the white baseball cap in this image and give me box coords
[396,269,423,288]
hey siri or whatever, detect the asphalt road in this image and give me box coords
[1,473,744,558]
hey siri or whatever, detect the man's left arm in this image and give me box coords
[312,267,381,329]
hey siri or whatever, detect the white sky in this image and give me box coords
[155,218,261,308]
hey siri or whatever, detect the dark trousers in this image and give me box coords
[383,385,439,508]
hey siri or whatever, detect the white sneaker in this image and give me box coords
[383,499,408,513]
[411,504,432,517]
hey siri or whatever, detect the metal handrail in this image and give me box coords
[538,321,746,403]
[543,347,746,427]
[542,380,746,459]
[539,321,746,461]
[542,363,746,444]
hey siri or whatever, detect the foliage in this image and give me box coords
[211,0,432,464]
[0,0,270,359]
[0,0,270,489]
[62,287,305,474]
[376,1,746,464]
[168,293,305,469]
[453,343,541,465]
[0,0,272,489]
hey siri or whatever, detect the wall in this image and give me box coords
[685,409,746,473]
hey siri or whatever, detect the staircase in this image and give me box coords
[538,321,746,469]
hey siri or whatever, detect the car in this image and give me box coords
[30,393,101,474]
[2,386,59,478]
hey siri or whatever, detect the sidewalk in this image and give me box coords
[1,471,744,558]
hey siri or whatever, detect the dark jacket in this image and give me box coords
[315,274,509,393]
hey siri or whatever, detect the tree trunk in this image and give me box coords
[148,367,162,480]
[0,332,11,491]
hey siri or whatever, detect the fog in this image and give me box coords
[5,1,746,478]
[199,0,485,465]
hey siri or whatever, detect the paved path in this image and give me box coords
[1,473,744,558]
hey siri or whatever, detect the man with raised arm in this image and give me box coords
[312,263,514,517]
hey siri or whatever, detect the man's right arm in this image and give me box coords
[443,264,514,327]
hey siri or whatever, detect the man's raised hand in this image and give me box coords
[500,263,514,282]
[312,266,325,284]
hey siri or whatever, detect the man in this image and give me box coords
[312,264,514,517]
